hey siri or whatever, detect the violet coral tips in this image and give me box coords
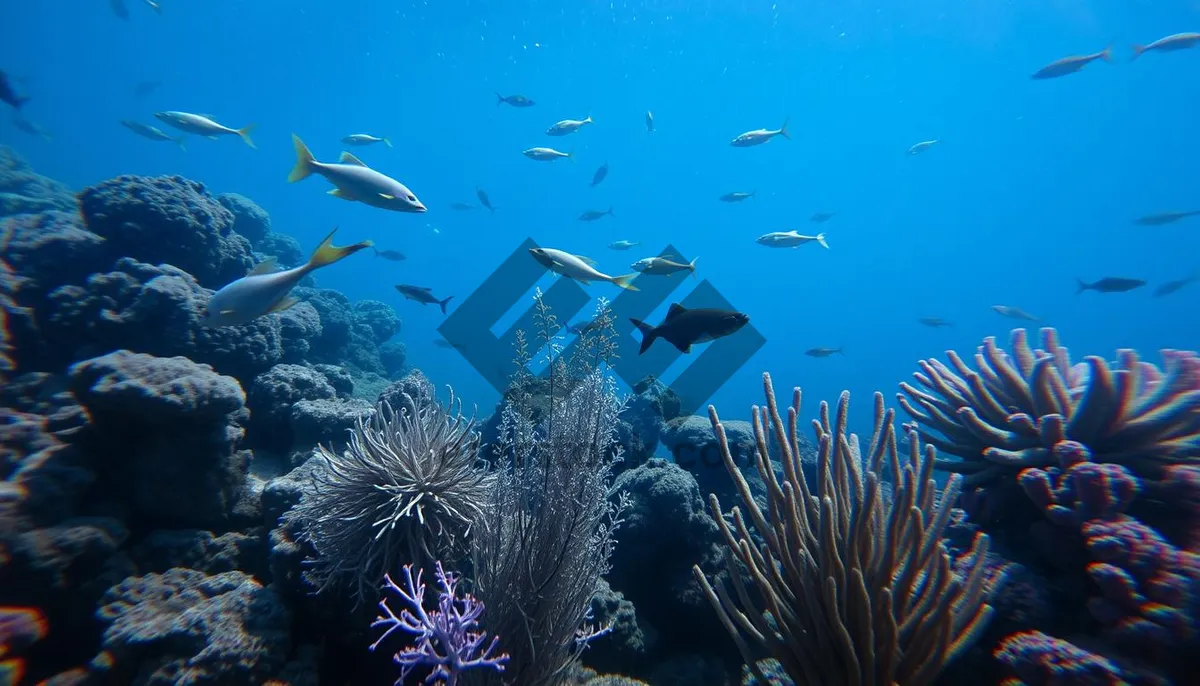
[898,328,1200,488]
[692,373,994,685]
[370,561,509,686]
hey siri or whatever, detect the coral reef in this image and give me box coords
[0,145,75,217]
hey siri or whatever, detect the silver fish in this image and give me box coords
[288,134,426,213]
[907,139,938,155]
[731,119,789,147]
[530,248,639,290]
[1132,33,1200,60]
[342,133,392,148]
[756,231,829,249]
[121,119,185,150]
[154,111,256,148]
[523,146,572,161]
[546,116,593,136]
[631,255,698,278]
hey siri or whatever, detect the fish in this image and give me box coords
[1134,210,1200,226]
[12,114,51,142]
[579,207,614,221]
[546,116,593,136]
[731,119,790,147]
[630,304,749,355]
[918,317,953,328]
[202,229,371,327]
[0,71,28,110]
[591,162,609,187]
[395,285,454,314]
[1077,277,1146,294]
[1031,48,1113,79]
[907,140,938,155]
[992,305,1040,321]
[134,80,161,97]
[288,134,426,213]
[342,134,392,148]
[608,240,639,250]
[805,347,843,358]
[756,231,829,249]
[1132,33,1200,60]
[646,110,655,133]
[631,256,698,278]
[810,211,836,222]
[476,187,496,214]
[110,0,129,18]
[1154,274,1198,297]
[143,0,162,14]
[496,93,535,107]
[154,111,256,148]
[450,202,476,211]
[121,120,186,150]
[719,191,755,202]
[523,147,571,161]
[373,248,406,261]
[529,247,639,291]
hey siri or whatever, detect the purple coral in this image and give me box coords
[994,630,1125,685]
[369,562,508,686]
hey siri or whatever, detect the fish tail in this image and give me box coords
[495,92,504,106]
[611,273,640,291]
[817,233,829,249]
[439,296,454,315]
[288,134,316,182]
[306,228,373,271]
[688,257,699,280]
[608,206,615,217]
[630,318,656,354]
[237,123,257,149]
[383,137,393,148]
[1076,278,1090,294]
[13,96,29,110]
[778,117,790,139]
[1130,44,1144,61]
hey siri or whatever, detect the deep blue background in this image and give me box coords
[3,0,1198,435]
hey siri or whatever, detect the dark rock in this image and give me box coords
[0,145,76,217]
[246,364,335,451]
[216,193,270,245]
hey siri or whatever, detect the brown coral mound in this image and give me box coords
[898,328,1200,488]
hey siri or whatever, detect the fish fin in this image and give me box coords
[630,318,657,355]
[267,296,300,313]
[439,296,454,315]
[237,124,257,149]
[1130,44,1144,61]
[495,92,504,106]
[575,254,598,267]
[1100,45,1114,63]
[665,303,687,320]
[306,227,373,270]
[327,188,355,200]
[688,257,699,280]
[338,151,368,166]
[611,273,639,291]
[1076,278,1089,294]
[670,338,692,354]
[248,257,280,275]
[817,233,829,249]
[608,206,615,217]
[383,137,392,148]
[288,134,316,182]
[378,193,396,200]
[778,117,790,139]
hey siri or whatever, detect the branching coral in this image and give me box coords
[290,387,494,604]
[693,373,995,685]
[898,328,1200,488]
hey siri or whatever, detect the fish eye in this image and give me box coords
[407,195,417,202]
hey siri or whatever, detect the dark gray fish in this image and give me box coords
[110,0,129,18]
[134,80,162,97]
[1134,210,1200,226]
[810,211,836,223]
[373,247,406,261]
[1154,275,1197,297]
[1031,48,1112,79]
[992,305,1040,321]
[121,119,185,149]
[1076,277,1145,294]
[12,113,50,141]
[805,347,843,358]
[591,162,609,187]
[567,318,605,335]
[579,207,614,221]
[476,188,495,213]
[630,304,749,355]
[0,71,28,110]
[496,93,535,107]
[396,284,453,314]
[719,191,755,202]
[450,202,476,211]
[917,317,953,328]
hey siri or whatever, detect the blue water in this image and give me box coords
[4,0,1199,434]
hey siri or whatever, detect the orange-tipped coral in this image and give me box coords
[898,328,1200,488]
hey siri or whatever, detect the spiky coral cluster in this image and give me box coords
[898,328,1200,489]
[993,630,1127,686]
[1020,441,1200,647]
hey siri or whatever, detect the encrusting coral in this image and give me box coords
[898,328,1200,488]
[693,373,995,685]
